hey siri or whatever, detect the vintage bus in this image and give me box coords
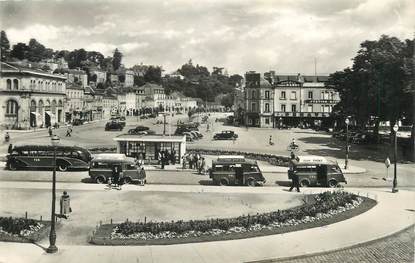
[288,156,347,188]
[6,145,92,171]
[209,157,266,186]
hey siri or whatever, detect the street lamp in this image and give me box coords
[392,123,399,193]
[344,118,350,170]
[47,135,60,253]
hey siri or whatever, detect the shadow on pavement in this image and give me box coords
[275,180,291,187]
[81,178,95,184]
[199,180,214,186]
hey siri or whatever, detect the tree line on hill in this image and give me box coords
[0,31,242,106]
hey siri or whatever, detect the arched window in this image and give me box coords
[13,79,19,90]
[38,100,44,114]
[30,100,37,112]
[58,100,63,108]
[6,100,18,116]
[51,100,57,114]
[6,79,12,90]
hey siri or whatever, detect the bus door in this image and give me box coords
[234,164,244,185]
[316,165,327,186]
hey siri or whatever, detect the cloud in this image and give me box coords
[2,0,413,74]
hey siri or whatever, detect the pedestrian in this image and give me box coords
[7,144,13,154]
[48,126,53,137]
[112,164,120,188]
[157,151,162,165]
[118,165,124,190]
[161,152,165,169]
[194,154,199,171]
[182,154,187,169]
[171,150,177,165]
[290,151,296,160]
[66,126,72,137]
[197,158,203,174]
[187,154,192,169]
[200,157,206,174]
[4,132,10,143]
[59,191,72,219]
[139,167,146,186]
[289,171,300,192]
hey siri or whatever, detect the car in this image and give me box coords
[110,116,126,127]
[128,125,150,134]
[140,115,148,119]
[213,130,238,140]
[148,113,157,118]
[183,131,198,140]
[190,131,203,139]
[72,119,84,126]
[105,121,123,131]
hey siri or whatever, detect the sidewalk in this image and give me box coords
[0,186,413,263]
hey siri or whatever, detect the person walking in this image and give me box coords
[48,126,53,137]
[4,132,10,143]
[112,164,120,188]
[59,191,72,219]
[161,152,165,169]
[66,125,72,137]
[289,171,300,192]
[7,144,13,154]
[139,167,146,186]
[200,157,206,174]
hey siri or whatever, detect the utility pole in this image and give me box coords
[163,113,166,135]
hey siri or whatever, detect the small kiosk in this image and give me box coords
[113,134,186,164]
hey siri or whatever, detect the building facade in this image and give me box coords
[243,71,339,128]
[65,83,85,122]
[0,62,66,129]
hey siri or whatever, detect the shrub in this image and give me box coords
[0,217,39,235]
[115,191,358,237]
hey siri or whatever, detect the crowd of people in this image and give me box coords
[181,153,207,174]
[157,150,178,169]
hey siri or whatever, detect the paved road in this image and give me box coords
[260,226,414,263]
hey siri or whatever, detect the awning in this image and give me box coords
[45,111,55,117]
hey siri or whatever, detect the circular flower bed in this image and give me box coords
[107,191,362,242]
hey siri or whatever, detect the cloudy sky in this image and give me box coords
[1,0,413,75]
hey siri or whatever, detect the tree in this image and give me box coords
[27,38,47,62]
[0,31,10,61]
[134,75,145,86]
[144,66,162,84]
[67,49,87,69]
[112,48,122,71]
[10,43,29,60]
[221,93,234,108]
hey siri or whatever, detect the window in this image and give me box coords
[251,102,256,112]
[307,105,313,112]
[292,104,297,112]
[265,90,270,99]
[265,118,270,124]
[265,103,270,112]
[251,90,256,99]
[6,79,12,90]
[13,79,19,90]
[308,91,313,99]
[281,104,286,112]
[290,91,297,100]
[280,91,286,99]
[6,100,18,116]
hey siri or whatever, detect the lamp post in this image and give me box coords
[47,135,60,253]
[345,118,350,170]
[392,123,399,193]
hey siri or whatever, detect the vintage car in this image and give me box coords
[128,125,150,134]
[72,119,84,126]
[105,121,123,131]
[213,130,238,140]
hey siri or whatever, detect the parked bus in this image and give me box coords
[209,157,266,186]
[89,154,146,184]
[288,156,347,188]
[6,145,92,171]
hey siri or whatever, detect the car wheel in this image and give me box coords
[57,163,68,172]
[328,179,338,188]
[247,178,256,187]
[8,161,17,171]
[300,180,310,187]
[95,176,106,184]
[219,179,229,186]
[123,177,132,184]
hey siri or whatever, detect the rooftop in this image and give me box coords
[114,134,186,142]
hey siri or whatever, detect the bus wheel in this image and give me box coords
[300,180,310,187]
[328,179,338,188]
[95,176,106,184]
[57,163,68,172]
[247,178,256,187]
[219,179,229,186]
[123,177,132,184]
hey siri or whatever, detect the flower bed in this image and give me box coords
[0,217,50,243]
[187,148,291,166]
[91,191,376,245]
